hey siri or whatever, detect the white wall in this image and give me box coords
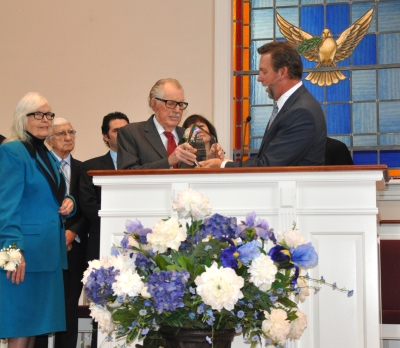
[0,0,214,161]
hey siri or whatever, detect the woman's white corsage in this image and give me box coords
[0,243,22,271]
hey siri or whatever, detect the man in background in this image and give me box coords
[201,41,327,168]
[117,78,199,169]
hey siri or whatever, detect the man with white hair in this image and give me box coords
[45,118,89,348]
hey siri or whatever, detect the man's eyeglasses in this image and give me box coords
[26,112,55,120]
[155,97,188,110]
[49,130,77,138]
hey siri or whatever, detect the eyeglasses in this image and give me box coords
[26,112,55,120]
[50,130,77,137]
[155,97,188,110]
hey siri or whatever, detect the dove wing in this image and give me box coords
[334,8,374,62]
[276,12,319,62]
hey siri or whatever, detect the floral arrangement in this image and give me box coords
[0,243,22,271]
[82,189,352,348]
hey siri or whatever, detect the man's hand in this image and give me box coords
[59,197,74,216]
[168,143,197,167]
[199,158,223,168]
[207,143,225,160]
[65,229,77,251]
[7,253,26,284]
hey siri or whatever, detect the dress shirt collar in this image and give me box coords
[153,115,178,148]
[51,151,71,166]
[276,81,303,111]
[109,149,118,169]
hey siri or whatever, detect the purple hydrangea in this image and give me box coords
[197,214,237,241]
[122,219,152,246]
[135,252,155,273]
[236,212,276,242]
[85,266,120,305]
[147,270,190,312]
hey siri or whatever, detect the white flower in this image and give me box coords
[194,262,244,311]
[112,269,144,297]
[147,217,186,253]
[248,254,277,292]
[262,308,291,345]
[294,277,310,303]
[288,309,307,340]
[82,259,103,284]
[8,249,21,263]
[108,253,136,273]
[277,229,306,248]
[141,285,151,299]
[0,252,8,267]
[172,188,212,221]
[89,304,113,333]
[4,261,17,271]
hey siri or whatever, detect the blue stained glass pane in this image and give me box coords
[329,135,351,147]
[380,134,400,146]
[252,0,273,8]
[326,71,350,102]
[378,33,400,64]
[276,8,299,40]
[381,150,400,168]
[379,101,400,132]
[352,151,378,165]
[327,0,343,3]
[352,70,376,101]
[326,104,351,134]
[250,75,272,105]
[251,9,274,39]
[326,4,350,36]
[378,1,400,32]
[300,6,324,37]
[303,79,324,103]
[352,35,376,66]
[250,40,270,70]
[301,0,323,4]
[353,135,377,146]
[277,0,298,6]
[352,102,377,133]
[379,68,400,100]
[353,3,376,33]
[250,106,270,137]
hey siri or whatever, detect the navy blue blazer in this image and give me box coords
[227,84,327,167]
[0,140,76,272]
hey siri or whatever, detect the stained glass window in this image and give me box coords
[233,0,400,177]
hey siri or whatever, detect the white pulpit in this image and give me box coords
[91,165,387,348]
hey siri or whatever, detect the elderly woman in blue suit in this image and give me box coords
[0,92,76,348]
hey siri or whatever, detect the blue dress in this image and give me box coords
[0,139,75,338]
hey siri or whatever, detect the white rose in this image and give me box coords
[8,249,22,263]
[277,230,306,248]
[147,217,186,253]
[4,261,17,271]
[89,304,113,333]
[195,262,244,311]
[262,308,291,345]
[0,252,8,267]
[108,253,136,273]
[248,254,277,292]
[112,269,144,297]
[288,309,307,340]
[172,188,212,221]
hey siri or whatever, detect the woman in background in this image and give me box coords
[0,92,75,348]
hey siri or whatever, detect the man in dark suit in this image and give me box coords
[79,112,129,348]
[324,137,353,165]
[117,78,200,169]
[0,134,5,144]
[45,117,89,348]
[201,41,327,168]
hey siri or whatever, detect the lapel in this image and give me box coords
[69,156,79,189]
[102,152,116,170]
[143,116,168,158]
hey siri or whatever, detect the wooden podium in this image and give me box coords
[91,165,387,348]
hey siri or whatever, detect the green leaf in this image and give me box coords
[127,329,139,343]
[297,37,322,54]
[155,254,168,270]
[177,255,194,274]
[277,296,297,308]
[275,272,289,282]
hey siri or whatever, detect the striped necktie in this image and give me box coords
[60,160,70,193]
[268,103,279,129]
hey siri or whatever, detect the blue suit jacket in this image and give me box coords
[0,140,75,272]
[227,84,327,167]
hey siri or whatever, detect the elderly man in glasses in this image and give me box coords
[118,78,223,169]
[44,117,89,348]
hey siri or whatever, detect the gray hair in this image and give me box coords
[6,92,51,143]
[148,78,184,107]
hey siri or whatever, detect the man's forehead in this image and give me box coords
[53,123,72,130]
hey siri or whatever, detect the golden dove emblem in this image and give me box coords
[276,8,374,86]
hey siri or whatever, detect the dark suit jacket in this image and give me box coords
[324,137,353,165]
[227,84,327,167]
[117,115,186,169]
[80,152,114,261]
[0,134,5,144]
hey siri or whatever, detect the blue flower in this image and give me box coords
[268,245,290,263]
[110,246,120,256]
[85,266,120,305]
[221,245,239,269]
[189,312,196,319]
[125,219,152,245]
[198,214,237,241]
[332,282,337,290]
[291,243,318,268]
[197,303,205,314]
[141,328,149,335]
[147,270,190,312]
[144,300,152,307]
[238,240,261,266]
[206,336,212,344]
[236,212,276,242]
[237,310,245,318]
[347,290,354,297]
[321,276,326,283]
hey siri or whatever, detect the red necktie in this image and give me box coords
[164,132,178,168]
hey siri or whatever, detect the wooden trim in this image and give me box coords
[380,220,400,225]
